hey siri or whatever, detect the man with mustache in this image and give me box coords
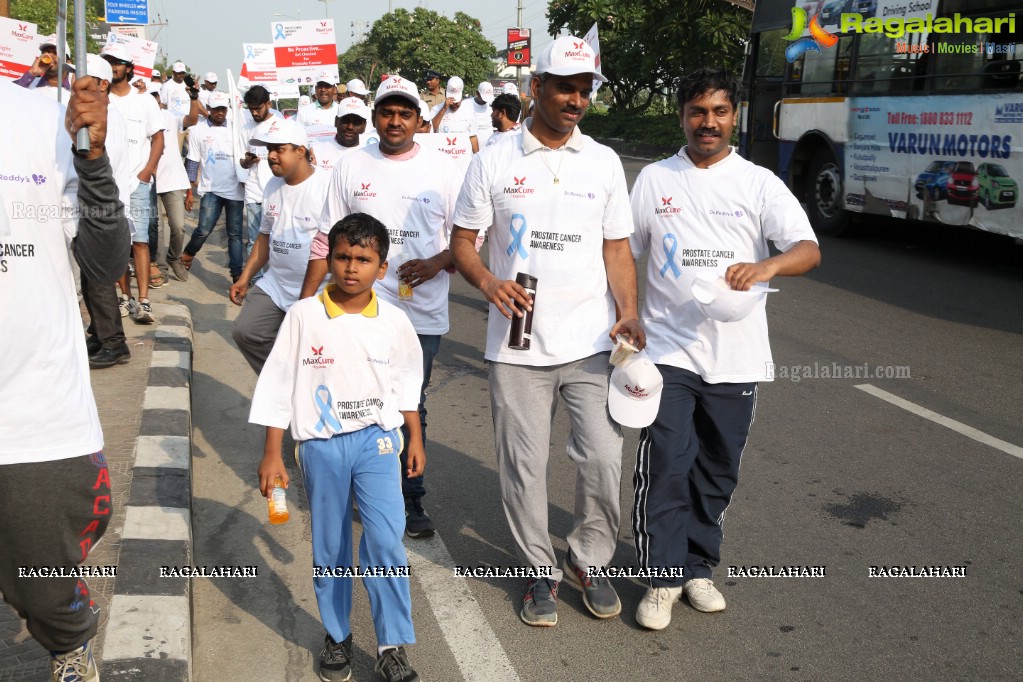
[230,118,329,373]
[13,36,71,90]
[628,67,820,630]
[450,36,643,628]
[300,76,462,541]
[309,96,370,174]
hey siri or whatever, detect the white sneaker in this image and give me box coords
[683,578,726,612]
[118,294,132,318]
[636,586,682,630]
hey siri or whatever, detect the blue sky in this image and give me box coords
[143,0,558,82]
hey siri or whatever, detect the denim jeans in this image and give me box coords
[400,334,440,503]
[245,202,262,256]
[128,181,152,244]
[184,192,245,278]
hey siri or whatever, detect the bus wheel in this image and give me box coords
[806,148,851,236]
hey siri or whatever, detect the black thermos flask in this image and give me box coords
[508,272,537,350]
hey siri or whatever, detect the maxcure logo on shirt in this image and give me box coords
[354,182,377,199]
[655,196,681,216]
[302,345,335,367]
[503,176,535,196]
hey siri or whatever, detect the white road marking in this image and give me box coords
[406,534,520,682]
[855,384,1023,460]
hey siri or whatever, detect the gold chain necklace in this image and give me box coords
[539,147,565,184]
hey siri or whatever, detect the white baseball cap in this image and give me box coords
[204,71,218,83]
[208,91,230,109]
[346,78,369,96]
[100,42,133,64]
[316,72,339,86]
[151,68,161,77]
[249,117,308,147]
[172,61,186,73]
[445,75,464,99]
[502,82,519,96]
[690,277,778,323]
[374,75,420,108]
[85,54,112,82]
[536,36,606,82]
[337,97,369,121]
[477,81,495,103]
[608,352,663,429]
[40,35,71,58]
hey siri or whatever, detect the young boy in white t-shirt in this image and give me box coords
[250,213,425,682]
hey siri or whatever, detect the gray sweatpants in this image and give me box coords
[231,285,287,374]
[490,352,623,582]
[0,453,111,653]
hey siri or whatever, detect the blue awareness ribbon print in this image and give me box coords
[245,45,255,60]
[274,24,287,40]
[507,213,528,259]
[659,233,682,278]
[314,385,342,433]
[206,148,216,166]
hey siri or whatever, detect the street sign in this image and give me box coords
[104,0,148,26]
[507,28,530,66]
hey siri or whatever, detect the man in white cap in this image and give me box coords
[161,61,191,122]
[298,72,340,128]
[309,96,369,173]
[102,42,165,331]
[230,118,329,373]
[300,75,462,544]
[429,75,478,152]
[343,78,370,104]
[181,91,246,280]
[145,79,192,283]
[470,81,495,147]
[196,71,219,116]
[151,68,163,83]
[628,67,820,630]
[450,35,643,627]
[13,35,71,90]
[79,53,135,367]
[239,85,279,262]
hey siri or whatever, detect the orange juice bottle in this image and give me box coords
[268,475,289,524]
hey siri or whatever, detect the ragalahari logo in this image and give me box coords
[783,6,838,62]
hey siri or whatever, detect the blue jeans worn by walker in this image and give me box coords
[184,192,245,278]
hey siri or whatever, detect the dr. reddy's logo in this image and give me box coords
[783,7,838,62]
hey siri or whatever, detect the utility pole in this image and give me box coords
[516,0,523,91]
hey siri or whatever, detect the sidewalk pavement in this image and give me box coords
[0,285,194,682]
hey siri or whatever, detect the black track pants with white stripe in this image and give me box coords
[632,365,757,588]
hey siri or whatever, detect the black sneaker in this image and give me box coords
[318,633,352,682]
[520,577,558,627]
[404,499,435,538]
[89,343,131,369]
[563,552,622,619]
[85,336,101,356]
[374,646,419,682]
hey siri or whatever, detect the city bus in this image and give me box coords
[739,0,1022,238]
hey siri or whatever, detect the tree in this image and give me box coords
[547,0,750,113]
[338,8,495,90]
[10,0,105,56]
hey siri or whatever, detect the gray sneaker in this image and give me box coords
[520,577,558,627]
[118,294,133,318]
[169,259,189,282]
[134,298,154,324]
[374,646,419,682]
[50,639,99,681]
[318,633,352,681]
[563,553,622,619]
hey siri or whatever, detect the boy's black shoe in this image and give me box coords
[318,633,352,682]
[375,646,419,682]
[89,343,130,369]
[404,499,435,538]
[85,336,102,356]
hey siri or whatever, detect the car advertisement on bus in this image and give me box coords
[844,94,1022,237]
